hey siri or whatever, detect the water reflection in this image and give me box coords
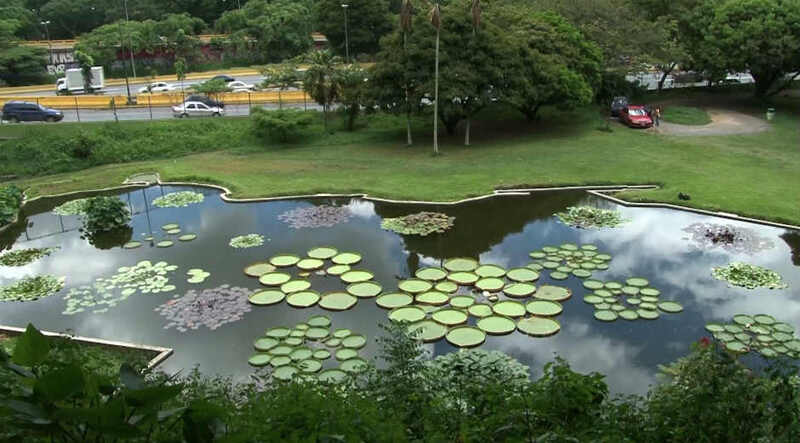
[0,185,798,394]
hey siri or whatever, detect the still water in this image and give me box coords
[1,185,798,394]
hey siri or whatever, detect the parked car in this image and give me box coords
[139,82,176,93]
[184,94,224,109]
[172,101,224,118]
[610,96,629,117]
[210,75,235,83]
[228,80,255,92]
[2,101,64,123]
[619,105,653,128]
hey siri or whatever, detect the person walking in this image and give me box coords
[653,107,662,127]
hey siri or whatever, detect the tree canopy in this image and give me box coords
[314,0,394,57]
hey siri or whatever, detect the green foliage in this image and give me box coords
[555,206,628,229]
[260,63,299,108]
[0,275,65,302]
[83,196,131,234]
[711,262,787,289]
[228,233,265,248]
[314,0,393,57]
[662,106,712,125]
[0,184,23,226]
[151,191,204,208]
[52,198,90,216]
[302,49,341,129]
[190,78,231,99]
[251,108,315,142]
[0,247,59,267]
[380,211,455,236]
[335,63,368,131]
[0,16,47,86]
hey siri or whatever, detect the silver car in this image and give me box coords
[172,101,224,118]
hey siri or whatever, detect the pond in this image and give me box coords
[1,185,798,393]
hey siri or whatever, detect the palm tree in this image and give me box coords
[465,0,481,146]
[303,50,341,132]
[429,1,441,155]
[400,0,413,146]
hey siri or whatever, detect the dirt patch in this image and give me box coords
[654,109,769,136]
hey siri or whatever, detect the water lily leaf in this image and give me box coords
[416,267,448,281]
[319,292,358,311]
[346,281,382,298]
[445,326,486,348]
[517,317,560,337]
[307,246,338,260]
[376,292,414,309]
[259,272,291,286]
[443,258,478,272]
[525,300,562,316]
[477,315,516,335]
[492,300,526,318]
[408,320,448,342]
[431,308,468,326]
[416,291,449,306]
[286,291,320,308]
[398,279,433,294]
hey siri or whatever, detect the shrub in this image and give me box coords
[68,132,96,159]
[251,108,315,142]
[82,196,130,234]
[0,184,23,226]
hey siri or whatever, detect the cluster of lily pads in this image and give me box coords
[229,234,265,249]
[152,191,205,208]
[682,223,775,254]
[63,260,178,315]
[528,243,612,281]
[278,205,353,229]
[186,268,211,284]
[554,206,628,229]
[0,275,65,302]
[711,262,787,290]
[0,247,59,267]
[249,314,368,383]
[581,277,683,321]
[123,223,197,250]
[52,198,90,216]
[155,285,253,332]
[380,211,455,236]
[706,314,800,358]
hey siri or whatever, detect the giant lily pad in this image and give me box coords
[416,291,449,306]
[447,272,479,285]
[259,272,291,286]
[376,292,414,309]
[307,246,338,260]
[297,258,325,271]
[286,291,320,308]
[506,268,539,282]
[408,320,448,342]
[319,292,358,311]
[468,303,493,318]
[326,264,351,276]
[318,369,349,383]
[657,301,684,313]
[517,317,561,337]
[346,281,382,298]
[475,278,505,292]
[503,283,536,298]
[526,300,563,316]
[270,254,300,267]
[477,316,516,335]
[244,262,276,277]
[249,289,286,306]
[416,267,448,281]
[389,306,426,323]
[254,337,280,351]
[281,280,312,294]
[341,334,367,349]
[248,354,272,367]
[594,310,618,322]
[450,295,475,309]
[340,357,369,373]
[435,281,458,293]
[533,285,571,302]
[332,252,362,265]
[398,279,433,294]
[492,300,526,318]
[443,258,479,272]
[445,326,486,348]
[341,270,374,284]
[432,308,468,326]
[475,264,506,278]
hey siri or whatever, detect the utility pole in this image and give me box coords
[341,4,350,63]
[123,0,136,78]
[40,20,52,66]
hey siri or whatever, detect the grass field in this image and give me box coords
[2,93,799,225]
[661,106,713,125]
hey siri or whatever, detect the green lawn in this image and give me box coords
[3,97,799,226]
[661,106,713,125]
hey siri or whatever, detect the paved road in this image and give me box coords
[13,74,267,97]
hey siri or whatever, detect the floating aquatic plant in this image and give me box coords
[152,191,205,208]
[52,198,90,216]
[0,275,65,302]
[0,247,59,267]
[381,211,455,236]
[278,205,353,229]
[63,260,178,315]
[711,262,787,289]
[155,285,253,332]
[682,223,774,254]
[528,243,612,280]
[555,206,628,229]
[581,278,682,322]
[229,234,265,249]
[187,268,211,284]
[705,314,800,358]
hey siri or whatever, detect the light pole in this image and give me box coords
[341,4,350,63]
[123,0,136,78]
[40,20,52,66]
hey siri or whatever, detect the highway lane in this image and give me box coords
[14,74,267,97]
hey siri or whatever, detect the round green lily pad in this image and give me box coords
[123,241,142,249]
[313,349,331,360]
[305,327,330,341]
[249,289,286,306]
[326,264,351,276]
[408,320,448,342]
[432,308,469,326]
[705,323,725,333]
[335,348,359,361]
[270,254,300,267]
[604,281,623,290]
[640,287,661,297]
[266,327,291,339]
[507,268,540,282]
[306,315,330,327]
[529,251,547,259]
[572,269,592,278]
[416,291,449,306]
[244,262,276,277]
[526,300,563,316]
[475,278,505,292]
[657,301,683,313]
[319,292,358,311]
[286,291,320,308]
[273,365,298,381]
[475,264,506,278]
[398,279,433,294]
[626,277,649,288]
[447,272,479,285]
[307,246,338,260]
[639,302,657,311]
[450,295,475,309]
[619,310,639,320]
[550,271,568,280]
[517,317,560,337]
[733,314,754,326]
[560,243,578,251]
[772,323,795,334]
[502,282,536,298]
[724,324,744,333]
[534,285,572,302]
[298,359,323,373]
[583,280,604,290]
[254,337,280,351]
[443,257,479,272]
[595,254,612,261]
[283,337,303,346]
[340,357,368,373]
[415,267,448,281]
[341,270,374,284]
[376,292,414,309]
[541,261,560,270]
[166,228,181,235]
[281,280,312,294]
[268,345,294,356]
[611,304,626,312]
[468,303,493,318]
[248,353,272,367]
[595,303,611,310]
[594,310,618,322]
[333,328,352,339]
[492,300,526,318]
[297,258,325,271]
[259,272,291,286]
[318,369,348,383]
[324,338,341,347]
[332,252,362,265]
[156,240,173,248]
[435,281,458,293]
[290,347,313,361]
[581,244,598,251]
[542,246,559,253]
[346,281,382,298]
[725,341,748,353]
[161,223,179,231]
[342,334,367,349]
[637,309,659,320]
[556,266,573,273]
[445,326,486,348]
[477,315,516,335]
[641,296,660,303]
[583,294,603,304]
[754,314,776,325]
[527,263,544,271]
[389,306,426,323]
[622,286,640,296]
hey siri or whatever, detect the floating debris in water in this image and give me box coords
[278,205,352,229]
[155,285,253,332]
[0,247,60,267]
[152,191,205,208]
[381,211,455,236]
[682,223,774,254]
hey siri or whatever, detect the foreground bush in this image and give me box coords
[0,184,23,226]
[1,324,798,442]
[251,108,315,142]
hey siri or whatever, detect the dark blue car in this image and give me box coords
[2,101,64,123]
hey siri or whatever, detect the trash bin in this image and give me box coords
[766,108,775,121]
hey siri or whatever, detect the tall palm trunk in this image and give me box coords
[404,32,412,146]
[433,26,440,155]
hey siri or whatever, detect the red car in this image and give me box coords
[619,105,653,128]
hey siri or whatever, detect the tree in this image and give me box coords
[0,19,47,86]
[74,49,94,93]
[191,78,232,101]
[303,50,341,131]
[261,63,299,109]
[314,0,393,57]
[336,64,367,131]
[175,56,187,101]
[430,1,441,154]
[400,0,413,145]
